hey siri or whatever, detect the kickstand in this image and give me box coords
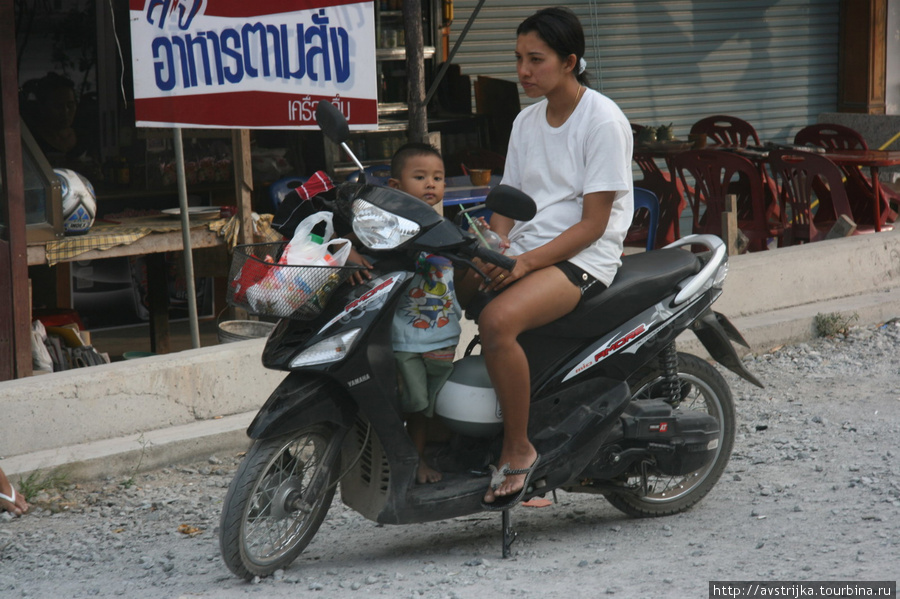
[501,509,517,558]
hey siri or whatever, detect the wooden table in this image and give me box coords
[26,225,223,266]
[817,149,900,232]
[443,174,501,207]
[443,185,493,207]
[27,217,227,354]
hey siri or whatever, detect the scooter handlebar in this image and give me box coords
[472,245,517,272]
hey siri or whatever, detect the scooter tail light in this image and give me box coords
[290,328,361,368]
[713,261,728,288]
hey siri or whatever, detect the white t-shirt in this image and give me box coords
[501,88,633,286]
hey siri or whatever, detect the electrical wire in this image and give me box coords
[107,0,127,107]
[327,420,372,492]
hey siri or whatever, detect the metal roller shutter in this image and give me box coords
[448,0,840,144]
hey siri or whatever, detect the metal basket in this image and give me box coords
[227,242,359,320]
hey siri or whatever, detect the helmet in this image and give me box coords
[54,168,97,235]
[434,355,503,438]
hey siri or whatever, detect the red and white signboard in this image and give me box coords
[129,0,378,129]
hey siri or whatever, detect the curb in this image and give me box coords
[3,412,254,481]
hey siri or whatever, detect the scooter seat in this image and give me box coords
[531,248,702,339]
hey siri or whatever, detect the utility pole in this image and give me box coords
[403,0,427,142]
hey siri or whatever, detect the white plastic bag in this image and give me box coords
[242,211,352,315]
[280,211,350,267]
[321,238,352,266]
[31,320,53,372]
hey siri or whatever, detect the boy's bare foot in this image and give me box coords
[417,460,443,484]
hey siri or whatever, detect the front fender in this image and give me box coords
[247,373,358,440]
[691,309,764,388]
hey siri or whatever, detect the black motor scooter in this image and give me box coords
[218,100,762,580]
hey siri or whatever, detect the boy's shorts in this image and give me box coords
[395,346,456,417]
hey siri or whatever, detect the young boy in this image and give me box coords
[388,143,459,484]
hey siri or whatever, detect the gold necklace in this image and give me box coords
[571,85,584,115]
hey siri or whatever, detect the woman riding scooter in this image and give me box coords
[477,7,633,509]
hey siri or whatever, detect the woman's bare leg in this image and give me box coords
[478,266,580,502]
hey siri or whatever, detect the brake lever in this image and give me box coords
[442,251,492,283]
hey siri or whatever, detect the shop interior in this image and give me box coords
[14,0,513,369]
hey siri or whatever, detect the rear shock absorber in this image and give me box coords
[659,342,681,405]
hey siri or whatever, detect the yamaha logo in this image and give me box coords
[347,374,370,387]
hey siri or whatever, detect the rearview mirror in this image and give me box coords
[316,101,350,144]
[485,185,537,222]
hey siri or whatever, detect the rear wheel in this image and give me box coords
[219,424,338,580]
[604,352,735,517]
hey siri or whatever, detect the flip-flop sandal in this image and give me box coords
[481,454,542,512]
[0,487,22,516]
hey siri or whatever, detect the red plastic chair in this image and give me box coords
[690,115,761,147]
[631,123,687,248]
[768,150,861,245]
[671,150,776,252]
[794,123,898,226]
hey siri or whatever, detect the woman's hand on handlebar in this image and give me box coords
[479,253,528,292]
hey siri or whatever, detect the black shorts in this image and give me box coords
[554,261,607,299]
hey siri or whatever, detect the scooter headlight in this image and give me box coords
[352,199,420,249]
[290,329,361,368]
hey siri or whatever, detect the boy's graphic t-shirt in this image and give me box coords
[391,253,462,353]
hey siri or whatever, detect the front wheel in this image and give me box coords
[604,352,735,517]
[219,424,339,580]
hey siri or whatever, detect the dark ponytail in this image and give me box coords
[517,7,590,87]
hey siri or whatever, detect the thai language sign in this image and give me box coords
[129,0,378,129]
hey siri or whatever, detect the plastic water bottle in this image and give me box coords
[471,218,504,253]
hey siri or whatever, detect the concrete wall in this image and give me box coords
[3,229,900,466]
[716,231,900,315]
[0,339,284,459]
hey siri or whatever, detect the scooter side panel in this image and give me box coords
[529,379,632,489]
[527,289,718,392]
[246,374,357,440]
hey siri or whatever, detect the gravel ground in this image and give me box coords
[2,321,900,598]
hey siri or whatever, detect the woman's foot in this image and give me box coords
[0,479,29,517]
[416,459,442,484]
[483,445,539,504]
